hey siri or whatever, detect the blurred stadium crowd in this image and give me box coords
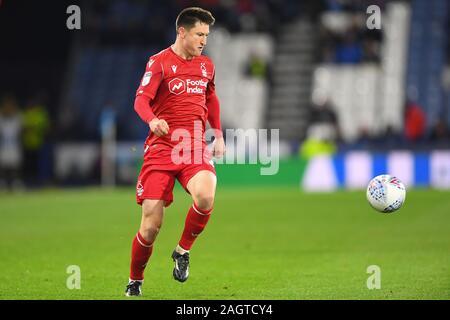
[0,0,449,188]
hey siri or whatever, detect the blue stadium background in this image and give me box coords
[0,0,449,188]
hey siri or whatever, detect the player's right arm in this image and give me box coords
[134,96,169,136]
[134,55,169,137]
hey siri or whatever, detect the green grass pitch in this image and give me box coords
[0,186,449,299]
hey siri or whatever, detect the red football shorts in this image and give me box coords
[135,152,216,207]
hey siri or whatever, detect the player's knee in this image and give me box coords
[147,224,161,236]
[140,223,161,242]
[195,194,215,211]
[140,204,163,241]
[141,214,162,232]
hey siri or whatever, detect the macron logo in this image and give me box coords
[169,78,186,95]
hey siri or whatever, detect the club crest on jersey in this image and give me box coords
[169,78,186,95]
[141,72,152,86]
[137,181,144,197]
[171,65,177,73]
[200,63,207,77]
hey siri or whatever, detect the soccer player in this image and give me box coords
[125,7,225,296]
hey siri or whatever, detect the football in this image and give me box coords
[366,175,406,213]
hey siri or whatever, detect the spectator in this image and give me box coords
[319,5,382,64]
[244,52,268,79]
[404,101,426,142]
[300,93,340,159]
[308,91,341,142]
[22,94,50,186]
[0,95,24,191]
[430,118,449,146]
[335,27,363,64]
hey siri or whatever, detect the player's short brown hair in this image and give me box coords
[176,7,215,32]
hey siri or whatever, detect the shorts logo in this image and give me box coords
[141,72,152,86]
[137,181,144,197]
[169,78,186,95]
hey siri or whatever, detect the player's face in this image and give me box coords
[181,22,210,57]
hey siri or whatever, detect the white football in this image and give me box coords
[366,175,406,213]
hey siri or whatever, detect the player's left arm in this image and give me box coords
[206,70,225,158]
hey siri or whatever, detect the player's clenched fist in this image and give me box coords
[149,118,169,137]
[212,136,226,158]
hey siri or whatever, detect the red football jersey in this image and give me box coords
[136,47,216,160]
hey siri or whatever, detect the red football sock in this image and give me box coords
[179,203,212,251]
[129,232,153,281]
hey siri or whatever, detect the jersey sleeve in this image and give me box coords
[206,63,216,96]
[134,95,156,124]
[206,69,223,138]
[135,56,164,100]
